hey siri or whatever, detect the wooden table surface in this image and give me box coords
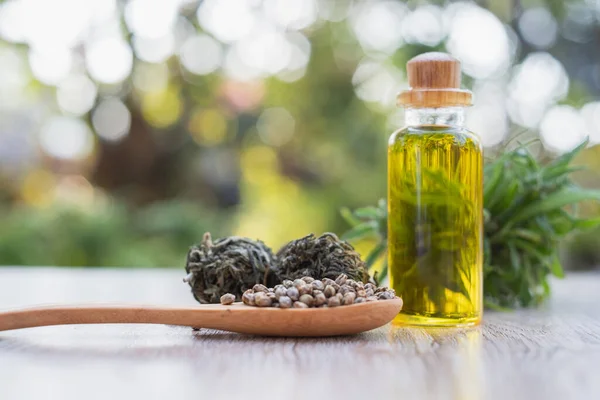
[1,268,599,400]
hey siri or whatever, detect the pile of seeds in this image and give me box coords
[219,274,396,308]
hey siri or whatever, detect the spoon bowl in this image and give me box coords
[0,298,403,337]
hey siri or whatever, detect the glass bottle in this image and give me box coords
[388,53,483,327]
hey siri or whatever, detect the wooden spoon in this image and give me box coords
[0,298,403,337]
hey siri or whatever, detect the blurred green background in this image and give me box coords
[0,0,599,268]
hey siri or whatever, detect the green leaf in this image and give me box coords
[483,236,491,266]
[484,163,504,204]
[396,192,465,207]
[515,239,552,264]
[572,217,600,231]
[542,140,587,180]
[511,229,544,244]
[422,169,462,195]
[519,256,534,306]
[543,166,585,181]
[507,240,520,272]
[497,180,520,211]
[340,207,361,227]
[509,189,600,224]
[533,216,557,239]
[353,206,385,219]
[550,256,564,278]
[485,178,509,212]
[341,222,378,241]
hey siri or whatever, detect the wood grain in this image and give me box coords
[398,52,473,107]
[1,267,600,400]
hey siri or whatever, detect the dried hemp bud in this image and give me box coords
[276,233,370,283]
[184,232,278,304]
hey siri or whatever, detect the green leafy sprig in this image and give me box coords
[341,142,600,309]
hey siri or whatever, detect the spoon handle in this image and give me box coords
[0,304,234,332]
[0,298,403,336]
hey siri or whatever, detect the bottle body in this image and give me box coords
[387,108,483,326]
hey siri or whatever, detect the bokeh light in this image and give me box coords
[507,52,569,128]
[223,44,261,81]
[257,107,295,147]
[92,98,131,142]
[188,108,229,146]
[467,81,508,147]
[277,32,311,82]
[350,1,407,55]
[20,169,55,208]
[124,0,178,40]
[132,34,175,64]
[402,5,445,47]
[220,80,265,112]
[562,2,596,43]
[197,0,257,44]
[580,102,600,144]
[133,62,170,93]
[0,0,27,42]
[16,0,91,49]
[86,37,133,84]
[56,74,98,116]
[446,3,511,79]
[29,47,72,85]
[317,0,351,22]
[54,175,96,208]
[540,105,589,153]
[353,61,404,108]
[180,34,223,75]
[0,47,29,109]
[518,7,558,49]
[236,25,291,75]
[141,86,183,128]
[263,0,318,30]
[39,116,95,160]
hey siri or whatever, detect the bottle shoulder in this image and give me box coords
[388,125,482,149]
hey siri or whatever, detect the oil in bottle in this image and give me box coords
[388,53,483,327]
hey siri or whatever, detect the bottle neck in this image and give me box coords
[404,107,466,128]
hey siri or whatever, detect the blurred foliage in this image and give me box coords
[0,201,228,267]
[0,0,600,268]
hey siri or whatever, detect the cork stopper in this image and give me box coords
[397,52,472,108]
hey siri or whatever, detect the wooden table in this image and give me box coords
[1,267,599,400]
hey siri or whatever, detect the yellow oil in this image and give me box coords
[388,126,483,327]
